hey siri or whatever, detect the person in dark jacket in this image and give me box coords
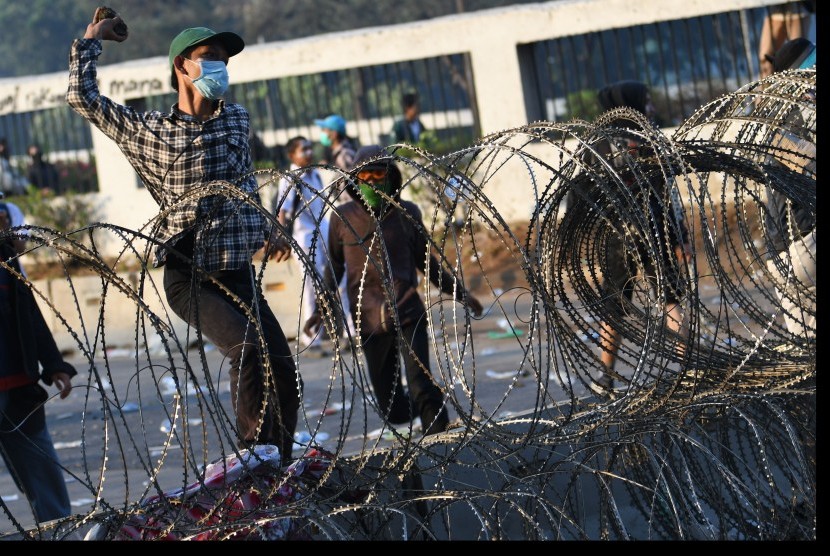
[0,203,76,524]
[569,80,692,398]
[304,145,483,435]
[26,144,61,194]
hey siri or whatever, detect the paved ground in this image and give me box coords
[1,290,594,537]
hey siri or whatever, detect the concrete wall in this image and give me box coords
[0,0,783,350]
[0,0,781,231]
[32,255,304,355]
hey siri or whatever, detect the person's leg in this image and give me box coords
[758,6,811,78]
[164,265,300,461]
[765,230,816,339]
[656,245,689,360]
[665,297,689,354]
[0,400,71,524]
[297,232,324,349]
[664,301,684,333]
[594,233,630,392]
[597,321,620,379]
[252,275,304,460]
[339,276,356,338]
[299,263,322,349]
[400,321,449,435]
[361,333,411,425]
[783,230,816,337]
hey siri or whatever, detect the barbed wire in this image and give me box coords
[0,69,814,540]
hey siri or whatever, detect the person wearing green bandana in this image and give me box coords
[304,145,483,436]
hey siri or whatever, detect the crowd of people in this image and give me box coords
[0,4,815,529]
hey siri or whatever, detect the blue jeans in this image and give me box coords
[0,388,71,523]
[164,261,302,461]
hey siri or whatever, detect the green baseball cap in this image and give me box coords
[168,27,245,87]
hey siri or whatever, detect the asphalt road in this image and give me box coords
[1,290,588,536]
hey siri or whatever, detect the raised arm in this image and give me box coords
[66,8,140,144]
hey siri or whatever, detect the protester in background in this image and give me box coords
[762,38,815,339]
[304,145,483,436]
[315,114,357,172]
[568,80,692,399]
[1,200,76,524]
[27,144,61,194]
[391,92,426,145]
[757,1,814,79]
[0,138,28,197]
[248,129,277,168]
[67,11,301,463]
[275,136,330,356]
[315,114,357,338]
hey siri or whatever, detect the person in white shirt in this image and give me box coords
[275,136,330,355]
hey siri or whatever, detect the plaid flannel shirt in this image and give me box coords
[67,38,268,273]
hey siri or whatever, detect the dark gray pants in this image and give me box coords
[361,319,449,436]
[164,262,301,461]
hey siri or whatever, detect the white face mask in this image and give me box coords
[186,59,229,99]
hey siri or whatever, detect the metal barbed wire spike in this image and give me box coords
[0,69,814,541]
